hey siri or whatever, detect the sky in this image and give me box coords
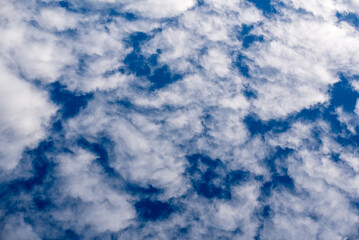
[1,0,359,239]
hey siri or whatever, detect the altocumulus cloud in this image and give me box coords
[1,0,359,239]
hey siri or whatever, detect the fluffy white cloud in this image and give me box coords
[0,62,57,170]
[1,215,41,240]
[55,148,135,233]
[0,2,75,82]
[124,0,196,18]
[38,8,78,31]
[245,10,359,119]
[64,97,189,198]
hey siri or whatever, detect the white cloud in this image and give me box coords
[38,8,78,31]
[124,0,196,18]
[0,3,75,82]
[215,184,260,234]
[282,0,347,20]
[355,99,359,115]
[64,99,189,198]
[0,62,57,170]
[1,215,41,240]
[244,8,359,119]
[55,148,135,233]
[201,48,232,77]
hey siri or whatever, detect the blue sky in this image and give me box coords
[1,0,359,239]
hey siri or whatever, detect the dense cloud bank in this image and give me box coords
[1,0,359,239]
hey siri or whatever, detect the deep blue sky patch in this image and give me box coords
[336,11,359,29]
[234,52,251,77]
[329,75,359,113]
[124,32,182,90]
[50,82,93,119]
[247,0,277,15]
[135,199,175,221]
[186,154,252,200]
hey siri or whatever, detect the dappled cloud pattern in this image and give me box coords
[1,0,359,239]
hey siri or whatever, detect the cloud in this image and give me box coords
[54,148,135,233]
[1,215,41,240]
[0,62,57,170]
[38,8,78,31]
[244,11,359,119]
[1,0,359,239]
[0,2,76,82]
[124,0,196,18]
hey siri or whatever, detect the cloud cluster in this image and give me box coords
[1,0,359,239]
[0,62,56,170]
